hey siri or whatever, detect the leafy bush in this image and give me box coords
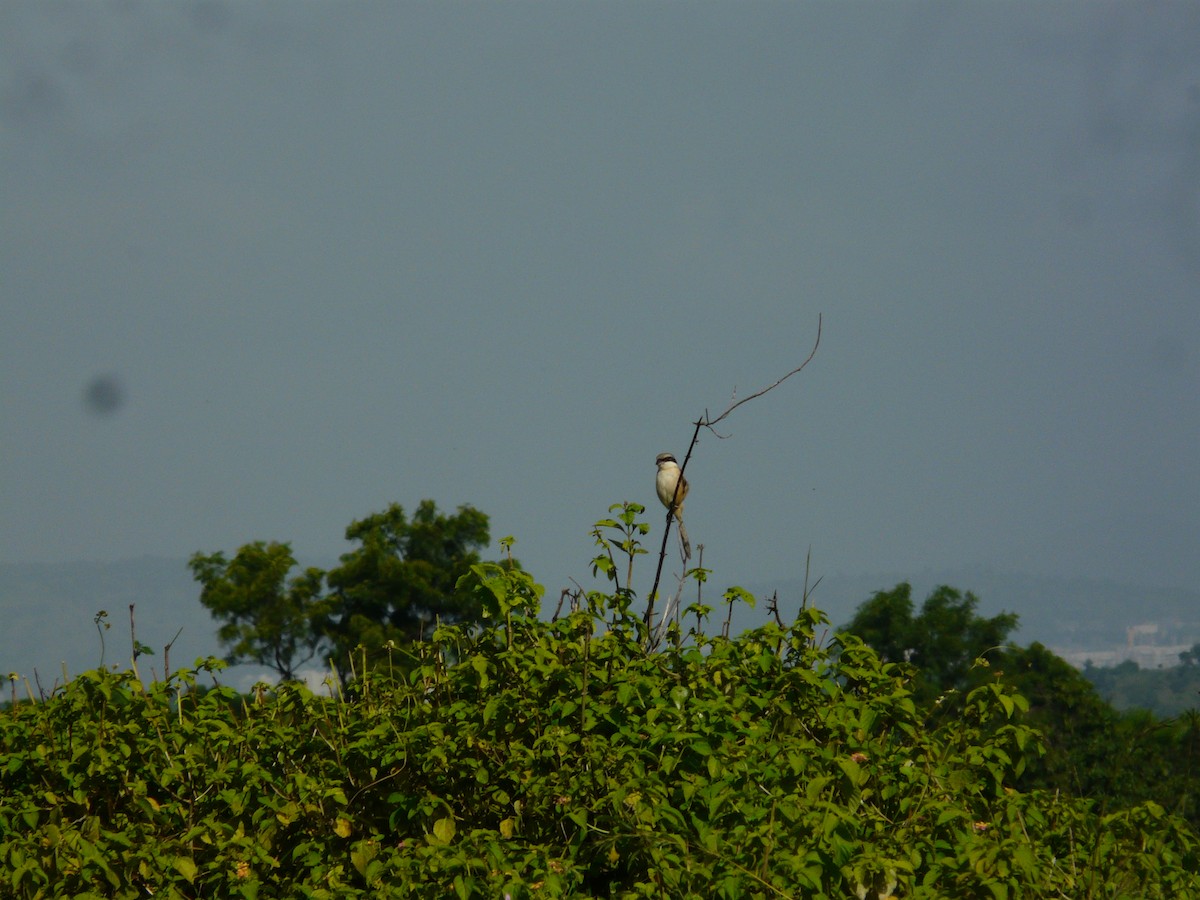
[4,521,1198,898]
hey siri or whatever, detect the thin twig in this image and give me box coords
[798,547,823,620]
[164,626,184,681]
[689,544,702,633]
[650,543,698,651]
[580,604,591,734]
[551,587,570,622]
[567,580,589,619]
[722,585,735,638]
[767,591,785,655]
[768,590,783,628]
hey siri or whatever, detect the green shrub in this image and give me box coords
[3,534,1197,898]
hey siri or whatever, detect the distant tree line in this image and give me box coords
[1083,650,1200,717]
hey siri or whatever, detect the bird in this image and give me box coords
[655,452,691,559]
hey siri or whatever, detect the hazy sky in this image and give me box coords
[3,3,1198,612]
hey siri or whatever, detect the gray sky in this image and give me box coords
[3,2,1198,612]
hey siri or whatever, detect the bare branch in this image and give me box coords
[129,604,138,661]
[551,587,571,622]
[702,313,821,431]
[643,314,822,634]
[768,590,784,628]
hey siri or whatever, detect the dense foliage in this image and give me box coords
[4,544,1199,898]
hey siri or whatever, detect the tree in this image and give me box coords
[836,580,915,665]
[839,582,1019,706]
[321,501,491,664]
[190,501,493,682]
[189,541,327,681]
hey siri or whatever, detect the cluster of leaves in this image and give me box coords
[189,501,491,681]
[4,514,1199,897]
[841,584,1200,835]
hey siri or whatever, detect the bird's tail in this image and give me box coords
[677,518,691,560]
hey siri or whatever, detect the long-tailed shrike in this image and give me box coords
[655,452,691,559]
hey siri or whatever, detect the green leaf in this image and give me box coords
[431,816,456,846]
[470,655,490,689]
[174,856,198,883]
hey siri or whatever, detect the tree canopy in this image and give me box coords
[190,501,493,681]
[839,582,1019,706]
[188,541,327,682]
[322,501,492,664]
